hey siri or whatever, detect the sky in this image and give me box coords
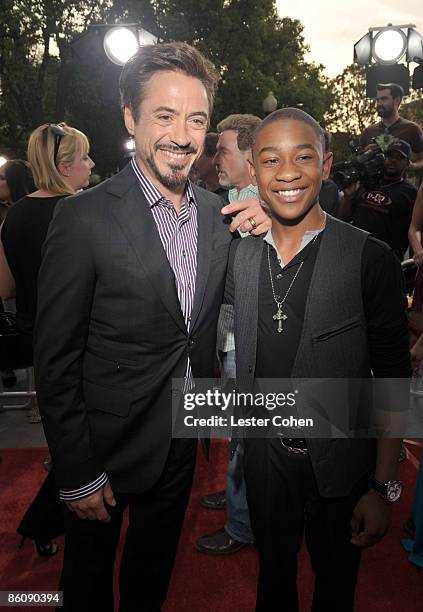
[277,0,423,77]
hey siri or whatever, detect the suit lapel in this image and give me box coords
[190,187,214,331]
[109,168,186,334]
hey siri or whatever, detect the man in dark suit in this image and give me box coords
[34,42,269,611]
[224,108,411,611]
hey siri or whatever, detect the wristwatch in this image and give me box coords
[369,475,403,503]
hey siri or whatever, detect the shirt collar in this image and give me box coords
[228,184,259,202]
[131,157,196,209]
[379,117,403,130]
[263,223,325,269]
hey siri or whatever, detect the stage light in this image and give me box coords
[354,24,423,96]
[406,28,423,62]
[103,27,140,65]
[0,156,7,167]
[354,33,372,65]
[372,28,407,65]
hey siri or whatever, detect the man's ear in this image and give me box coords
[322,151,333,181]
[247,156,257,185]
[124,106,135,136]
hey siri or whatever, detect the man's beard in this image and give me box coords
[146,145,197,191]
[217,173,235,189]
[377,105,393,118]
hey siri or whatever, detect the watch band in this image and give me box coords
[369,475,386,495]
[369,475,403,503]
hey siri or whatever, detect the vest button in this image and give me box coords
[248,365,253,373]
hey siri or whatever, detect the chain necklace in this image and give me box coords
[267,214,326,333]
[267,247,303,333]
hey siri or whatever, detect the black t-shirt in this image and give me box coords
[1,195,62,333]
[351,179,417,259]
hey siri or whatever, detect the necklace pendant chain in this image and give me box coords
[266,215,325,334]
[267,245,305,334]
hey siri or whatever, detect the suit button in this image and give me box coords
[188,338,195,347]
[248,365,253,373]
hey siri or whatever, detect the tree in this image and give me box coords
[0,0,112,156]
[0,0,336,176]
[401,89,423,125]
[155,0,334,126]
[327,64,378,136]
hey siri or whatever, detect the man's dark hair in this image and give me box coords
[217,114,262,151]
[119,42,219,123]
[203,132,219,157]
[253,107,325,151]
[376,82,404,100]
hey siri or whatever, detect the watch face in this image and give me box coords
[386,481,403,502]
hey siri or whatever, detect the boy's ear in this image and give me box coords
[322,151,333,181]
[247,157,257,185]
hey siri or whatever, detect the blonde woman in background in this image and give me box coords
[0,122,94,557]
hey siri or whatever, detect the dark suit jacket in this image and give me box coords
[34,163,232,492]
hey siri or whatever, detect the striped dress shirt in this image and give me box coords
[59,159,198,501]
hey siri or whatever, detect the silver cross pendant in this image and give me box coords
[273,305,287,333]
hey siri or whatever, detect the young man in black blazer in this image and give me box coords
[225,108,410,611]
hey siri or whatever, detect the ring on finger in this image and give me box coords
[249,217,257,230]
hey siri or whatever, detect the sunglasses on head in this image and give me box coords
[43,124,66,166]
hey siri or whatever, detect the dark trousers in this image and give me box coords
[244,438,368,612]
[59,438,197,612]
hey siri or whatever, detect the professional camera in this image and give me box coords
[331,139,385,190]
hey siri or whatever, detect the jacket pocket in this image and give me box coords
[86,346,137,367]
[313,315,362,343]
[83,379,132,417]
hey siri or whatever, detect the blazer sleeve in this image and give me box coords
[34,196,105,489]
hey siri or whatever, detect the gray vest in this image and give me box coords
[233,215,376,497]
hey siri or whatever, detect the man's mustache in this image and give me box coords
[156,144,198,155]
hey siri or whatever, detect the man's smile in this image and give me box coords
[156,146,196,166]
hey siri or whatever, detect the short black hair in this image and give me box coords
[253,107,326,151]
[376,83,404,100]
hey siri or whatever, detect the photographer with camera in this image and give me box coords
[360,83,423,171]
[338,139,417,260]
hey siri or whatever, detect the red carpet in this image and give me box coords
[0,441,422,611]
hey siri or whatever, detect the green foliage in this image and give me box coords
[327,64,378,136]
[401,90,423,126]
[155,0,335,127]
[0,0,335,177]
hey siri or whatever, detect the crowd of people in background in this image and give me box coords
[0,41,423,611]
